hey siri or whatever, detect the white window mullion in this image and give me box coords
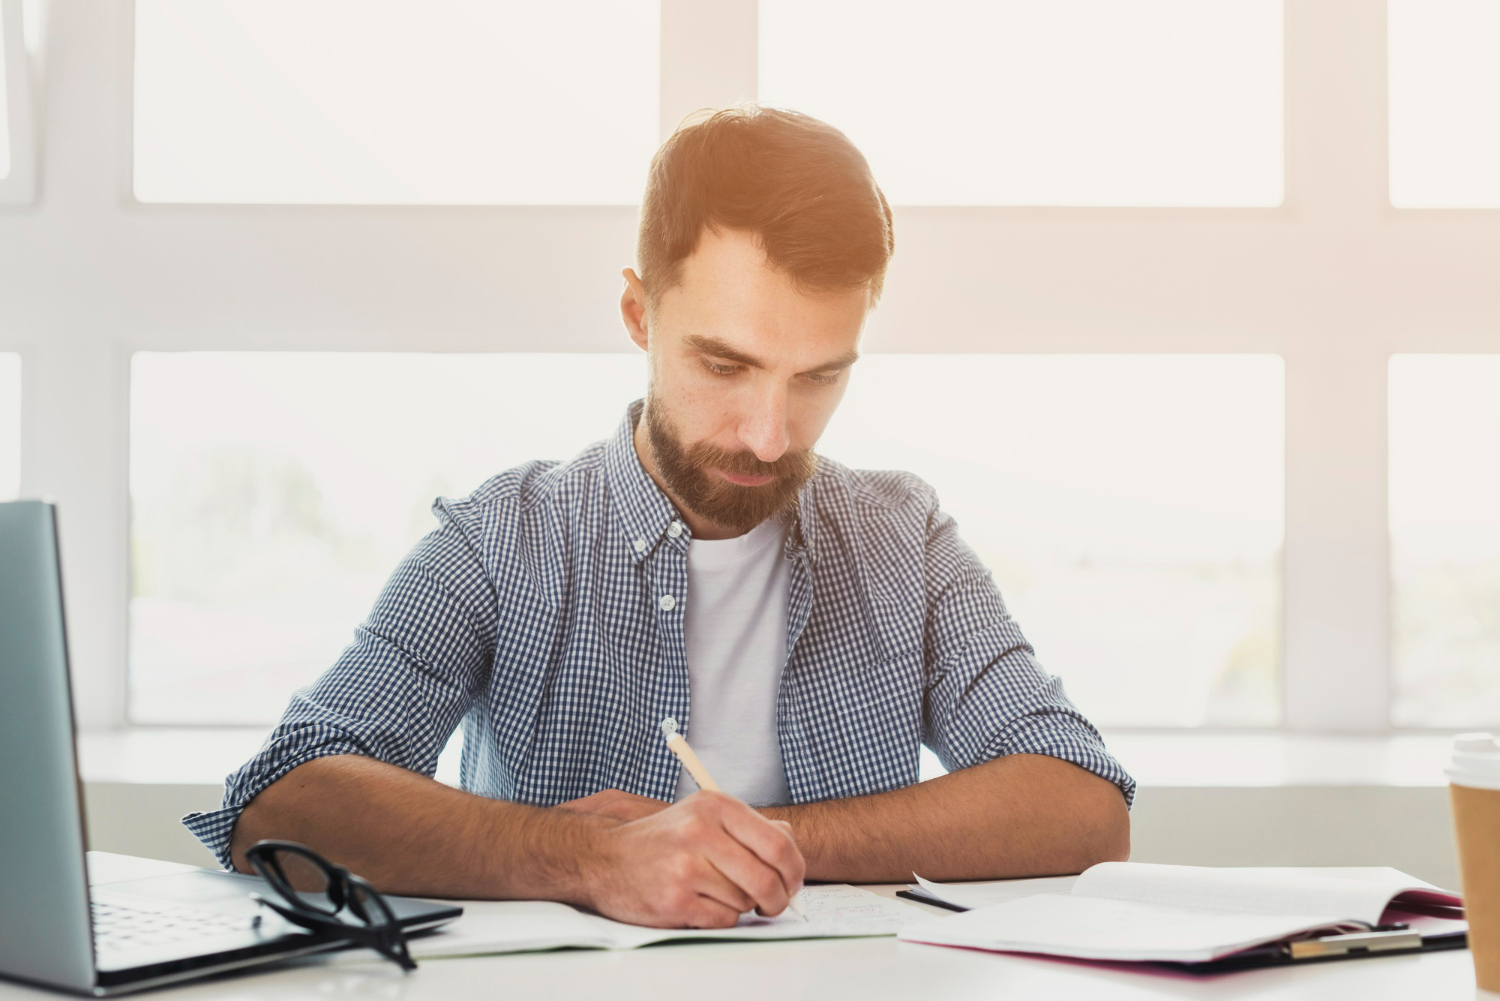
[1279,1,1392,731]
[1282,348,1391,731]
[659,0,756,140]
[0,0,37,204]
[21,338,131,730]
[1283,0,1390,222]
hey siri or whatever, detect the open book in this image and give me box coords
[336,884,918,961]
[899,863,1464,964]
[904,872,1079,910]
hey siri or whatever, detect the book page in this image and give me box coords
[1254,866,1445,891]
[912,873,1078,910]
[899,893,1357,964]
[1074,862,1456,926]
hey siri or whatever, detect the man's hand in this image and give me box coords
[557,789,670,824]
[580,791,804,929]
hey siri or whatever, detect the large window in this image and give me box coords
[9,6,1500,737]
[1389,0,1500,208]
[130,352,1283,729]
[759,0,1284,206]
[821,355,1284,727]
[129,353,644,723]
[1390,355,1500,727]
[132,0,660,204]
[0,353,17,499]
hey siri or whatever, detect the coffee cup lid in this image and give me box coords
[1447,732,1500,790]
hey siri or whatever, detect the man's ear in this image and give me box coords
[620,268,649,351]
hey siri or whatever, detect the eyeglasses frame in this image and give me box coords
[244,840,417,971]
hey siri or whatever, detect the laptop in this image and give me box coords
[0,500,463,995]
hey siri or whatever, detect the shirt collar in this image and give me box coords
[789,476,820,565]
[606,400,693,563]
[604,400,821,565]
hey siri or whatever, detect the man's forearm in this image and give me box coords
[762,754,1129,883]
[229,754,806,929]
[229,754,611,901]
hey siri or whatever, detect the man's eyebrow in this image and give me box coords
[686,334,765,369]
[810,349,860,372]
[686,334,859,374]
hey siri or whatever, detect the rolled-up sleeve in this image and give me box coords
[183,500,500,868]
[918,500,1136,807]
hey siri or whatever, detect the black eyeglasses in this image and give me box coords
[244,840,416,971]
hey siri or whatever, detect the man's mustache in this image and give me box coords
[684,444,816,481]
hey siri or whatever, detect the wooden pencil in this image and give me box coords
[660,717,804,917]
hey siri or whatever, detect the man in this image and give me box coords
[186,107,1133,929]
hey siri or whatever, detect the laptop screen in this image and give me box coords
[0,501,98,992]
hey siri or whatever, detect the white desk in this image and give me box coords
[0,855,1482,1000]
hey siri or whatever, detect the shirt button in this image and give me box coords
[658,594,677,611]
[667,521,684,539]
[633,537,647,553]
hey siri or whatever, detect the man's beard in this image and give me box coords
[644,403,816,536]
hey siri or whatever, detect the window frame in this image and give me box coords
[3,2,1498,734]
[0,0,37,203]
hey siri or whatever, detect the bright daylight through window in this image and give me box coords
[1389,0,1500,208]
[759,0,1283,206]
[130,353,1284,728]
[129,353,646,724]
[821,356,1284,728]
[0,354,18,499]
[1390,355,1500,727]
[131,0,659,204]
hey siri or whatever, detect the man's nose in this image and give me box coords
[738,386,791,464]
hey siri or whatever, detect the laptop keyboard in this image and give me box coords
[92,899,254,951]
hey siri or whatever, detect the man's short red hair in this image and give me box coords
[637,106,894,305]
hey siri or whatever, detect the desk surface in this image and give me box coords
[0,855,1483,1001]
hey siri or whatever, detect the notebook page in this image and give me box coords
[337,884,917,961]
[664,884,921,942]
[1074,862,1448,926]
[402,900,627,958]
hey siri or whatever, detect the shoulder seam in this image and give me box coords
[815,459,932,512]
[443,443,608,519]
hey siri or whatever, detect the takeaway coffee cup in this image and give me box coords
[1448,733,1500,991]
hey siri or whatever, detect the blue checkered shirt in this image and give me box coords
[185,403,1134,867]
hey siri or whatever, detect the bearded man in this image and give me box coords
[187,107,1134,928]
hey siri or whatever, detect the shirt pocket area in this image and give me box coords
[805,650,924,796]
[832,648,924,719]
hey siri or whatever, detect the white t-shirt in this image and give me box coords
[673,514,793,807]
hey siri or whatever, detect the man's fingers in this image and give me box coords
[595,794,806,930]
[690,855,758,915]
[684,894,742,929]
[715,799,805,897]
[699,834,790,916]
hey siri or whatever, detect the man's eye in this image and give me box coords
[704,360,740,376]
[806,371,843,386]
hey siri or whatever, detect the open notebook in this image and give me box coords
[900,863,1465,964]
[334,884,919,961]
